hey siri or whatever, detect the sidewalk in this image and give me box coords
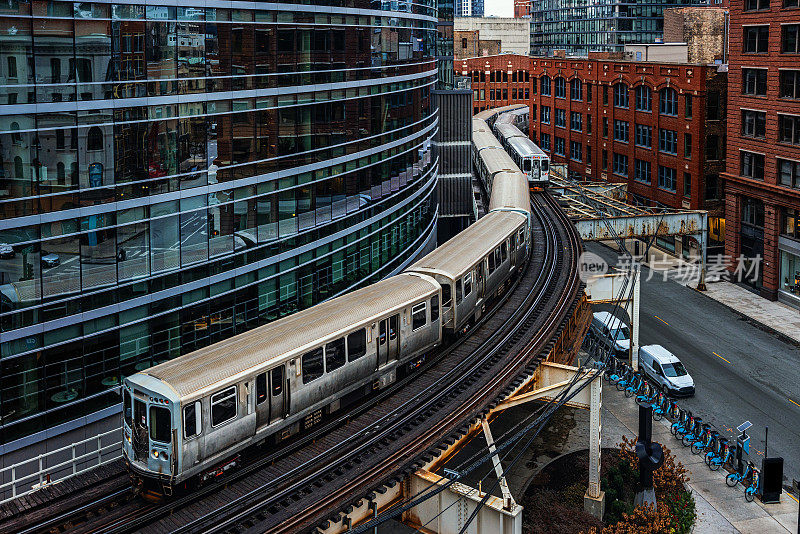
[603,384,799,533]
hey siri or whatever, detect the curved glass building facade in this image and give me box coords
[0,0,439,446]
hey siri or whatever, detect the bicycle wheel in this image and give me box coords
[705,454,712,467]
[709,459,722,471]
[682,434,693,447]
[653,410,663,422]
[691,441,703,454]
[745,488,755,502]
[625,387,634,398]
[726,473,738,486]
[616,381,625,391]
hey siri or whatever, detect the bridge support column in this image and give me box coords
[481,418,515,511]
[584,374,605,519]
[630,264,641,372]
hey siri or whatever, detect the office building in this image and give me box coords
[0,0,440,457]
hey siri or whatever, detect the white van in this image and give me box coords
[639,344,695,397]
[590,311,630,359]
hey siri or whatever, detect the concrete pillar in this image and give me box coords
[584,375,605,519]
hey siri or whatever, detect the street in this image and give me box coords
[587,242,800,488]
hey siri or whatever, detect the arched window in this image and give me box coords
[540,75,551,96]
[570,79,582,100]
[57,162,65,184]
[659,88,678,116]
[554,77,566,98]
[87,126,102,151]
[613,83,629,108]
[14,156,23,178]
[10,121,20,144]
[635,85,652,111]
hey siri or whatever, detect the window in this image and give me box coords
[587,115,592,134]
[614,83,629,108]
[554,136,565,156]
[613,120,629,142]
[745,0,769,9]
[570,112,582,131]
[326,338,346,372]
[635,124,652,148]
[56,129,65,150]
[463,272,472,296]
[779,114,800,144]
[570,141,582,161]
[302,347,324,383]
[684,95,692,119]
[530,104,536,120]
[531,80,537,95]
[455,279,462,303]
[586,83,592,102]
[586,145,591,161]
[431,295,439,322]
[555,77,566,98]
[7,56,16,79]
[272,367,283,396]
[87,126,103,151]
[150,406,171,442]
[781,71,800,99]
[256,373,268,404]
[411,302,427,330]
[684,133,692,158]
[635,86,652,111]
[184,401,202,438]
[743,69,768,96]
[462,37,468,49]
[602,149,608,170]
[555,108,566,128]
[124,390,133,427]
[570,79,582,100]
[787,0,799,7]
[741,110,767,138]
[540,133,550,151]
[603,117,609,138]
[659,129,678,154]
[740,151,765,179]
[634,159,651,184]
[540,106,551,124]
[540,76,551,96]
[783,25,800,53]
[706,134,720,160]
[658,165,677,191]
[659,88,678,115]
[744,26,769,53]
[347,329,367,360]
[778,159,800,188]
[613,153,628,177]
[707,91,721,119]
[684,172,692,197]
[211,387,237,427]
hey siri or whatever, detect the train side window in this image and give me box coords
[412,302,427,330]
[184,401,202,438]
[464,273,473,296]
[442,284,452,307]
[272,366,283,396]
[150,406,171,443]
[123,389,132,427]
[501,242,508,263]
[431,295,439,322]
[456,279,462,303]
[347,329,367,360]
[256,372,268,405]
[326,338,346,372]
[488,250,496,274]
[495,248,502,267]
[211,386,237,427]
[302,347,324,383]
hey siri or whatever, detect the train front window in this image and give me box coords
[542,160,549,172]
[150,406,171,443]
[523,159,532,173]
[441,284,452,307]
[430,295,439,322]
[347,329,367,360]
[123,389,132,427]
[532,161,540,174]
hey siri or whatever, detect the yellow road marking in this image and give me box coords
[654,315,669,326]
[787,492,799,504]
[713,352,731,364]
[789,398,800,409]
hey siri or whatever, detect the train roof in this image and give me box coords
[494,123,526,140]
[488,172,531,213]
[139,273,439,398]
[506,136,548,158]
[408,210,527,279]
[481,147,517,175]
[474,104,527,121]
[472,118,490,133]
[473,129,503,151]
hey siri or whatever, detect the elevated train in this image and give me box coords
[121,105,535,495]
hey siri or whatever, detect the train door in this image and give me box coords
[269,366,285,425]
[477,263,485,299]
[132,397,149,462]
[388,314,399,362]
[377,314,400,368]
[377,320,388,368]
[255,372,269,428]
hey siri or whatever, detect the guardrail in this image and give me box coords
[0,428,121,505]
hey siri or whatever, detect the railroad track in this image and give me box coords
[17,192,581,534]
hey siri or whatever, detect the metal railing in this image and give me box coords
[0,428,122,505]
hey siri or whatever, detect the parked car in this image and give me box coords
[0,243,14,259]
[590,311,630,359]
[639,344,695,397]
[40,252,60,268]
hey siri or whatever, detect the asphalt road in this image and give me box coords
[587,242,800,488]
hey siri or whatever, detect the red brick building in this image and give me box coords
[514,0,531,18]
[721,0,800,305]
[461,53,727,227]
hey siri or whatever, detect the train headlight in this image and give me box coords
[152,449,159,459]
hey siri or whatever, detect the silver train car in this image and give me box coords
[491,110,549,188]
[122,105,534,494]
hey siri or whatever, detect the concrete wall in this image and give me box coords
[624,44,689,64]
[454,18,530,56]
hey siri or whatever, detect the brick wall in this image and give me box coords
[663,7,727,65]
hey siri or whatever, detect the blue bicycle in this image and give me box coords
[681,416,704,447]
[727,460,758,501]
[625,373,645,398]
[671,409,692,438]
[705,438,730,471]
[690,424,714,455]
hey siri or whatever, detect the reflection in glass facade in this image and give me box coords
[531,0,707,56]
[0,0,439,445]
